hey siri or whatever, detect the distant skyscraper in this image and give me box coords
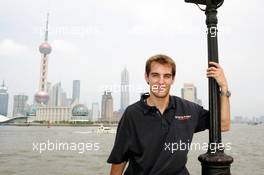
[13,95,28,117]
[181,83,202,105]
[48,82,68,107]
[72,80,80,104]
[61,92,68,106]
[0,81,9,116]
[34,13,52,105]
[101,91,113,121]
[101,92,107,120]
[66,98,73,107]
[92,102,100,121]
[181,83,197,102]
[120,68,129,112]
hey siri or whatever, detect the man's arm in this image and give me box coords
[207,62,231,132]
[219,86,231,131]
[110,162,127,175]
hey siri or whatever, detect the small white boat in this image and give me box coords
[97,124,116,134]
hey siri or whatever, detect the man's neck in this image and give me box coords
[147,94,170,114]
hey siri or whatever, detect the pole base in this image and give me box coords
[198,152,233,175]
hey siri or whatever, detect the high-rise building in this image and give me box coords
[72,80,80,104]
[34,13,52,105]
[101,91,113,122]
[101,92,107,120]
[66,98,73,107]
[13,95,28,117]
[92,102,100,121]
[181,83,202,105]
[0,81,9,116]
[181,83,197,102]
[61,92,68,106]
[120,68,129,112]
[48,82,68,107]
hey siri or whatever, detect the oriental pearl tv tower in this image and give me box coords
[34,13,52,105]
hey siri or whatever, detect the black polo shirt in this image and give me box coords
[107,93,209,175]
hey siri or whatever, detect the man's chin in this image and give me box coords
[152,92,169,98]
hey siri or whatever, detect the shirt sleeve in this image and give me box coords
[107,110,131,164]
[195,105,210,133]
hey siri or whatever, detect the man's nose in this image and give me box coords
[159,76,165,84]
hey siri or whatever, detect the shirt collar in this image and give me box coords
[140,92,176,114]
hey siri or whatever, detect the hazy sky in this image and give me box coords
[0,0,263,118]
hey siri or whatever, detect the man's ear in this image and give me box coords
[144,73,149,85]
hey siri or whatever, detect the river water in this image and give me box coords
[0,124,263,175]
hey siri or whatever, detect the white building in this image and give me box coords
[35,106,72,123]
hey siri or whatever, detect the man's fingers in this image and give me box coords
[207,71,220,76]
[207,74,219,79]
[207,72,216,76]
[207,74,215,78]
[207,72,215,76]
[207,67,218,71]
[207,68,218,74]
[209,61,221,68]
[207,73,216,76]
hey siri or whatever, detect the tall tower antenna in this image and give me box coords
[45,13,49,42]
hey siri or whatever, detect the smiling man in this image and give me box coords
[107,54,231,175]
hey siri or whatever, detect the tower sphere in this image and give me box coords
[34,91,49,104]
[39,42,52,54]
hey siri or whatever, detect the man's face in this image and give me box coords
[145,62,175,98]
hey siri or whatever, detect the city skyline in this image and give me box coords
[1,0,263,118]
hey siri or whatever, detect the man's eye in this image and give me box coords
[164,75,171,78]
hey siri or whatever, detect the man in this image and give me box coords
[107,54,231,175]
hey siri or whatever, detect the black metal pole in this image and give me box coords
[206,1,221,146]
[197,2,233,175]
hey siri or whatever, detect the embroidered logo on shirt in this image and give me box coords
[175,115,191,121]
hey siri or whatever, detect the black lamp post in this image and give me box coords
[184,0,233,174]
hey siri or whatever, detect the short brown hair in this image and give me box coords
[145,54,176,77]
